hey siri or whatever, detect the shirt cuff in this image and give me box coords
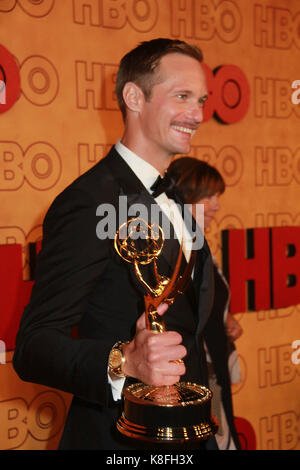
[107,368,126,401]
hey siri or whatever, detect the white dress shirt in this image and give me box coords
[115,140,193,260]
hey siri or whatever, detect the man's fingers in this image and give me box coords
[156,302,169,316]
[136,312,146,331]
[155,358,186,376]
[145,337,186,363]
[136,303,169,332]
[128,307,187,386]
[146,330,183,347]
[143,360,186,386]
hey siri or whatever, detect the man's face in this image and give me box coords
[138,53,208,160]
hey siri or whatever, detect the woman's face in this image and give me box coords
[192,193,220,229]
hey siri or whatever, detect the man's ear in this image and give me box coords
[122,82,145,113]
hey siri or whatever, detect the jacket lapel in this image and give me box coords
[194,238,214,333]
[104,148,182,274]
[104,147,213,331]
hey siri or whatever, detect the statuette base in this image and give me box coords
[117,382,218,443]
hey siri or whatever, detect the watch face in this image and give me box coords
[109,349,122,369]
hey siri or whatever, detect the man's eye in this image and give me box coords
[198,95,208,106]
[177,93,187,99]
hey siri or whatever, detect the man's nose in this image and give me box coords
[188,101,203,123]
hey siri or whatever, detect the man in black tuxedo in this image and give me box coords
[13,38,217,450]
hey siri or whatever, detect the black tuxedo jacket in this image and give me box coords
[13,147,216,450]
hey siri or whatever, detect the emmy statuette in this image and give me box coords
[114,218,218,443]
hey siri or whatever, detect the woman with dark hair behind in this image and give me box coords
[168,156,243,450]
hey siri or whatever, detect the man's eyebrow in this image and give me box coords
[198,94,208,104]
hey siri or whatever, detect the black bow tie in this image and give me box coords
[151,172,176,199]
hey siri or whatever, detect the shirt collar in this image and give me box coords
[115,140,160,193]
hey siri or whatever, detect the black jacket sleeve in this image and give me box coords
[13,186,114,406]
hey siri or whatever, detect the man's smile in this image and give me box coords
[171,123,198,136]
